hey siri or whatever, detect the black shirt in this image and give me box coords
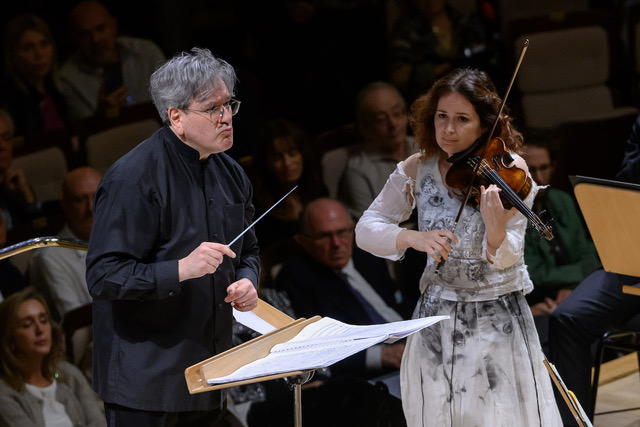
[86,126,260,411]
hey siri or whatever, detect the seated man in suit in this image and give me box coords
[275,197,407,378]
[238,198,407,426]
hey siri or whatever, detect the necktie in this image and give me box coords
[339,272,387,324]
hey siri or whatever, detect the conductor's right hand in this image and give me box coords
[179,242,236,282]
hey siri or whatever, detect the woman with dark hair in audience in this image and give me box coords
[0,14,75,141]
[249,117,327,250]
[0,287,104,426]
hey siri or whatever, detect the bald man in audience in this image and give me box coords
[29,166,102,321]
[275,198,407,378]
[338,81,417,220]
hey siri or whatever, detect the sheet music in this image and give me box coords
[207,315,448,385]
[232,308,277,335]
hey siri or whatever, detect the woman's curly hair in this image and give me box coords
[409,68,523,159]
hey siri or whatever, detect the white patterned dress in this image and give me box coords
[355,155,563,427]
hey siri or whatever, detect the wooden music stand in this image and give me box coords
[623,285,640,296]
[186,301,445,426]
[185,299,318,427]
[571,175,640,278]
[553,175,640,426]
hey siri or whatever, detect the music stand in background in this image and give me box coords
[570,175,640,419]
[571,175,640,279]
[571,175,640,297]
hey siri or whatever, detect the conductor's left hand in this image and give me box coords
[225,278,258,311]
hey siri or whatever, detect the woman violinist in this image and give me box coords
[355,68,563,426]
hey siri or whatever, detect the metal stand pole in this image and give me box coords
[285,371,315,427]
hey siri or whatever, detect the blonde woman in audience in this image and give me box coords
[0,287,104,426]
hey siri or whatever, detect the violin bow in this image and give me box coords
[435,39,529,274]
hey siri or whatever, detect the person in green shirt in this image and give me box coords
[522,138,601,318]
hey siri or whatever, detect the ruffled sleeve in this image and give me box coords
[355,163,415,260]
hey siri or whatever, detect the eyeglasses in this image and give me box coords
[186,99,241,122]
[307,226,354,243]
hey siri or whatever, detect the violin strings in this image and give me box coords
[471,158,553,239]
[481,165,553,240]
[477,161,533,216]
[482,167,551,238]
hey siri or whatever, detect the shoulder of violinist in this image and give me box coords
[510,153,530,176]
[399,152,421,204]
[399,152,421,180]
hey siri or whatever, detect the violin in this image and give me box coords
[444,136,554,241]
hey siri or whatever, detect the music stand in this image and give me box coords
[570,175,640,278]
[185,301,446,427]
[185,299,316,427]
[570,175,640,420]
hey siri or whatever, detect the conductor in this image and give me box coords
[86,48,259,426]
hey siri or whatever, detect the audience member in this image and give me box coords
[58,0,166,123]
[240,198,407,426]
[520,137,600,349]
[549,113,640,425]
[338,81,417,220]
[0,213,27,302]
[387,0,494,104]
[275,198,408,373]
[0,109,42,232]
[0,14,75,141]
[28,166,101,322]
[336,82,423,310]
[249,117,327,251]
[0,287,104,426]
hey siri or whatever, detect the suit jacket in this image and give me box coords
[274,246,401,378]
